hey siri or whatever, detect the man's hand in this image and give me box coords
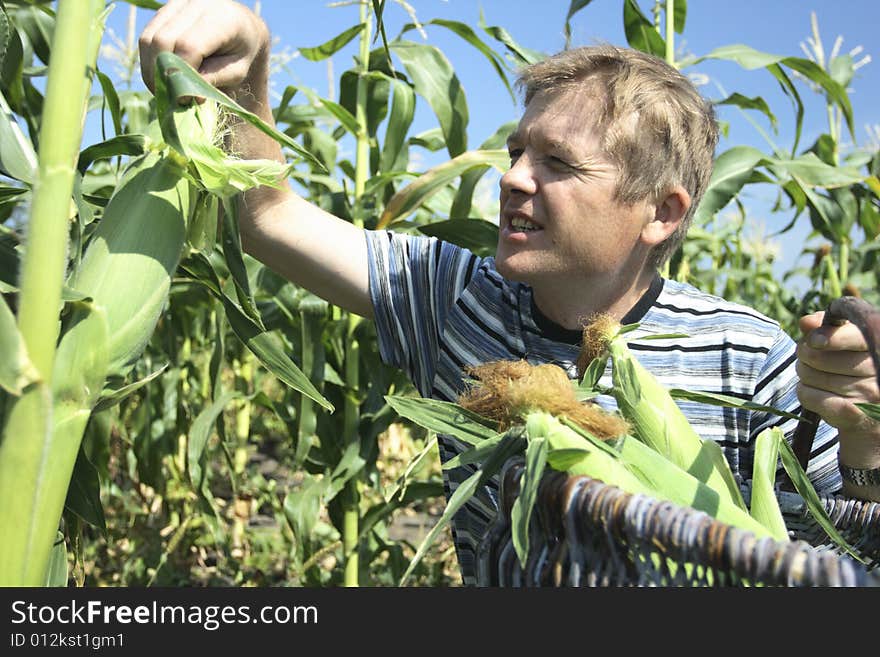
[139,0,269,99]
[798,311,880,497]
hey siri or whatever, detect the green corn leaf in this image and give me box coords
[623,0,666,58]
[418,218,498,257]
[776,436,862,562]
[409,127,446,152]
[220,197,263,327]
[399,466,482,586]
[399,433,524,585]
[0,87,37,183]
[638,332,690,341]
[298,24,364,61]
[187,391,239,493]
[750,428,789,540]
[769,153,865,188]
[95,69,122,138]
[564,1,596,46]
[668,388,804,421]
[694,146,766,224]
[0,293,40,395]
[855,402,880,422]
[180,253,333,411]
[478,15,544,66]
[295,293,325,467]
[317,96,360,137]
[76,134,146,173]
[379,76,415,174]
[390,40,469,159]
[283,473,330,548]
[94,365,168,413]
[673,0,688,33]
[63,446,106,534]
[371,1,394,75]
[378,149,508,227]
[450,120,516,220]
[403,19,514,102]
[717,93,779,133]
[359,481,445,543]
[385,394,500,446]
[385,436,438,503]
[697,45,855,148]
[326,441,367,500]
[0,4,25,102]
[511,436,548,567]
[443,433,505,470]
[43,531,68,587]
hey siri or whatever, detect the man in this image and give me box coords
[140,0,880,585]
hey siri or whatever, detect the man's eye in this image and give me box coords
[508,149,523,162]
[548,156,571,168]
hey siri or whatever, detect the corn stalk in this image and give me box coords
[339,0,373,588]
[0,0,105,586]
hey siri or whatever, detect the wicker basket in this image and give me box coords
[476,458,880,587]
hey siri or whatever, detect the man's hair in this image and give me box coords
[516,45,718,269]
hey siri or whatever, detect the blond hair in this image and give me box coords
[517,45,718,269]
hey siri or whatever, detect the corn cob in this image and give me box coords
[547,415,775,538]
[581,315,747,511]
[526,411,654,496]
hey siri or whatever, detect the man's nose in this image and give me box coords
[500,152,538,196]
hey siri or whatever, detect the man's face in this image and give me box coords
[496,88,654,289]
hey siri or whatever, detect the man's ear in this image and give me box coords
[640,185,691,247]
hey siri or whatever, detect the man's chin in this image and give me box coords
[495,254,532,284]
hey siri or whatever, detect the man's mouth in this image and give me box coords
[508,216,542,232]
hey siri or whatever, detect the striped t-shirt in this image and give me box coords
[364,229,841,586]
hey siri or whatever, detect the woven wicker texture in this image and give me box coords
[476,459,880,587]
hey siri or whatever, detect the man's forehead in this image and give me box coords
[509,88,607,145]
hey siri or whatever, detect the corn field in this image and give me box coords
[0,0,877,588]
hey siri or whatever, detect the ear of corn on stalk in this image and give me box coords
[67,153,191,379]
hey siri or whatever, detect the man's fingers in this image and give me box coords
[797,382,877,432]
[198,55,250,95]
[139,1,265,98]
[803,319,869,352]
[796,359,879,400]
[797,342,876,377]
[139,0,192,92]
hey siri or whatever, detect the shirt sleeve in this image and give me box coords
[749,327,842,494]
[364,229,480,397]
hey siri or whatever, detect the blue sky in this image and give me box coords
[97,0,880,282]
